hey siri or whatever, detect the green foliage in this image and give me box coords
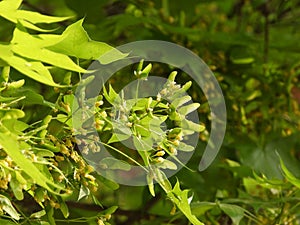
[0,1,205,224]
[73,62,204,223]
[0,0,127,224]
[167,181,204,225]
[1,0,300,224]
[0,0,71,32]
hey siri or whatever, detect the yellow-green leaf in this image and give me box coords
[147,173,155,197]
[11,28,86,73]
[0,108,24,121]
[0,0,71,32]
[47,19,127,63]
[0,128,64,194]
[280,159,300,189]
[0,44,62,87]
[167,181,204,225]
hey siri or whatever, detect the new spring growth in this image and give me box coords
[134,59,152,80]
[168,71,178,82]
[139,63,152,80]
[146,97,153,116]
[168,128,182,140]
[136,59,144,72]
[182,81,192,91]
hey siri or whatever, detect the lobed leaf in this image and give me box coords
[47,19,127,63]
[167,181,204,225]
[0,0,71,32]
[11,27,86,73]
[0,44,62,87]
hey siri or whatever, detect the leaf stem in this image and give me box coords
[99,141,149,172]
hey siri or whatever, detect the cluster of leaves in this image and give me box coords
[73,0,300,224]
[0,0,210,224]
[0,0,126,224]
[1,0,300,224]
[72,60,206,224]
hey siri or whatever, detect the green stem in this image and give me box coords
[99,141,148,172]
[135,78,140,100]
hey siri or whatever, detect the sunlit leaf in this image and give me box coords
[0,108,24,120]
[151,167,172,193]
[178,142,195,152]
[133,136,153,151]
[47,19,127,63]
[0,0,71,32]
[147,173,155,197]
[11,27,86,73]
[0,128,64,194]
[0,44,62,87]
[108,132,131,144]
